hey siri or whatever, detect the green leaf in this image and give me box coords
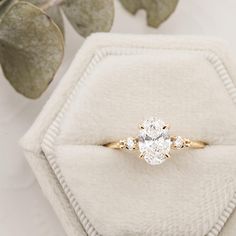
[46,6,64,35]
[19,0,64,35]
[61,0,114,37]
[120,0,178,28]
[0,1,64,98]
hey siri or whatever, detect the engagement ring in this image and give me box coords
[104,117,207,165]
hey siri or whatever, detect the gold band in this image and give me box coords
[102,117,208,165]
[184,140,207,149]
[104,141,124,149]
[104,137,207,150]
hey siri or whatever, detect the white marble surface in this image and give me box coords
[0,1,236,235]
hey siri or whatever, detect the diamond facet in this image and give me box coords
[138,117,171,165]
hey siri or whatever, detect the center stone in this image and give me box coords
[138,117,171,165]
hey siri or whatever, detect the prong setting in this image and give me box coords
[139,124,144,129]
[139,153,144,159]
[163,123,170,130]
[165,153,171,159]
[119,140,126,149]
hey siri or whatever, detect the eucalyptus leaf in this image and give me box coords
[19,0,64,34]
[61,0,114,37]
[46,6,64,34]
[0,2,64,98]
[0,0,14,18]
[120,0,178,28]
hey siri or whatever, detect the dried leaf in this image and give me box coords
[120,0,178,28]
[61,0,114,37]
[0,2,64,98]
[19,0,64,34]
[46,6,64,35]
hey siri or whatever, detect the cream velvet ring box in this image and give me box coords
[21,34,236,236]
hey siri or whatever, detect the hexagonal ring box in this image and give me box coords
[21,34,236,236]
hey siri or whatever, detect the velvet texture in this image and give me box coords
[21,34,236,236]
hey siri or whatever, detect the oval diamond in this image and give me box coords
[138,117,171,165]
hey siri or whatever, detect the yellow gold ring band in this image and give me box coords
[103,117,208,165]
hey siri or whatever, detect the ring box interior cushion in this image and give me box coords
[21,34,236,236]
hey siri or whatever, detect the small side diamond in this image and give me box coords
[126,137,136,150]
[173,136,185,149]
